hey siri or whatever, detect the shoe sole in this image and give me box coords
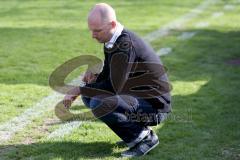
[142,140,159,156]
[121,140,159,158]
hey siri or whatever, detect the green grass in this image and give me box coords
[0,0,240,159]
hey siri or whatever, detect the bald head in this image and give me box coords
[88,3,116,25]
[88,3,118,43]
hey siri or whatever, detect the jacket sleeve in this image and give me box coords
[95,54,109,82]
[109,40,136,94]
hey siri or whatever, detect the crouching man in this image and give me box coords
[63,3,171,157]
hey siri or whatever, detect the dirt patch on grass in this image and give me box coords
[21,117,61,144]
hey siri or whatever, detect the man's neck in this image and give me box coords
[105,22,124,49]
[108,25,117,41]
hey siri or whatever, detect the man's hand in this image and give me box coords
[63,87,81,109]
[83,71,98,84]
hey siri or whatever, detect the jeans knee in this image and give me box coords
[82,96,105,109]
[89,98,102,109]
[81,96,91,108]
[99,112,128,125]
[89,96,119,118]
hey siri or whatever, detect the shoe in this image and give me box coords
[121,130,159,157]
[126,128,150,148]
[116,127,151,147]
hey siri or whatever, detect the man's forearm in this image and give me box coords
[67,87,81,98]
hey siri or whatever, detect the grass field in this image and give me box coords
[0,0,240,159]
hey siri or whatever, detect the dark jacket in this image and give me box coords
[84,29,171,113]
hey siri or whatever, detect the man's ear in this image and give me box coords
[111,21,117,28]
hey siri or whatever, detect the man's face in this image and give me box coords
[88,20,112,43]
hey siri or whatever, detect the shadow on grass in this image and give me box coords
[0,141,120,159]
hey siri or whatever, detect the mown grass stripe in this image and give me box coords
[195,21,210,28]
[224,4,235,10]
[156,47,172,56]
[143,0,218,42]
[177,32,198,40]
[211,12,224,18]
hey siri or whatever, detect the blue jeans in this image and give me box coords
[81,95,167,143]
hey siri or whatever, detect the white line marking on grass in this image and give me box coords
[143,0,219,42]
[224,4,235,10]
[0,77,84,143]
[156,48,172,56]
[47,121,81,139]
[195,22,209,28]
[0,92,63,143]
[211,12,224,18]
[177,32,197,40]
